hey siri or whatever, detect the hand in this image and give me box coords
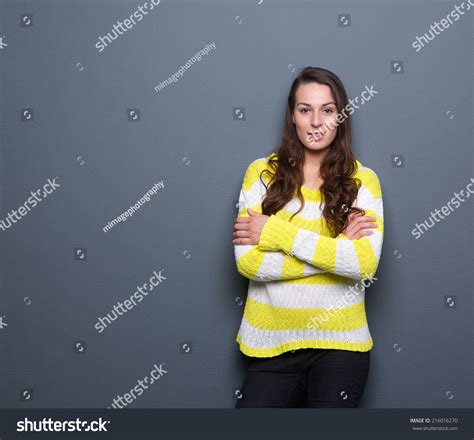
[233,208,270,245]
[342,212,378,240]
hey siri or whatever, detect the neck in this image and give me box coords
[303,148,328,177]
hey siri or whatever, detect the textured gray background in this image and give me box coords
[0,0,472,408]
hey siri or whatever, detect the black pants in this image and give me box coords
[235,348,370,408]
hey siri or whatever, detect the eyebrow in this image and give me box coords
[297,101,337,107]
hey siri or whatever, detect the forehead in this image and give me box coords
[295,82,335,105]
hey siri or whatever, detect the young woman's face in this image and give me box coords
[291,82,339,153]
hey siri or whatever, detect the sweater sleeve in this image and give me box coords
[258,167,384,281]
[234,159,327,282]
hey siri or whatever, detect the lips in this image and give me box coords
[308,131,324,142]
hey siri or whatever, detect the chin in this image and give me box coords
[304,142,330,152]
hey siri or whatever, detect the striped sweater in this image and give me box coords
[234,153,384,358]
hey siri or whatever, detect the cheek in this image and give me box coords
[327,126,338,141]
[293,115,306,131]
[324,113,338,126]
[324,117,339,135]
[295,114,311,133]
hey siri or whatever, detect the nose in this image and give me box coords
[311,112,322,128]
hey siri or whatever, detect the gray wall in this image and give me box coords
[0,0,472,408]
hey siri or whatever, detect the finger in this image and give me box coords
[348,211,363,221]
[344,219,361,236]
[234,217,250,223]
[354,229,374,239]
[355,221,378,230]
[234,230,251,239]
[351,225,376,238]
[345,216,376,235]
[342,213,356,236]
[233,237,252,245]
[351,215,376,224]
[348,211,362,219]
[233,222,250,231]
[359,216,376,222]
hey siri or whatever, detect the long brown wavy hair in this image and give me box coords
[260,66,365,237]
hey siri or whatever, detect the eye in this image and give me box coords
[300,108,310,114]
[323,108,334,114]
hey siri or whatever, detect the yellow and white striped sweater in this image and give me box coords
[234,153,384,357]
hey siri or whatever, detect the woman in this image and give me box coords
[232,66,384,408]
